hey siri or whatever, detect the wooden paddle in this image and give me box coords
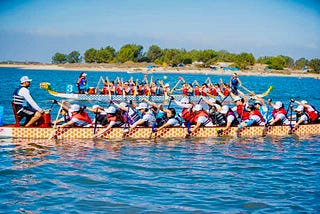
[49,100,64,139]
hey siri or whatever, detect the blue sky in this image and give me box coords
[0,0,319,62]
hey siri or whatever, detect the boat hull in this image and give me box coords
[0,124,319,139]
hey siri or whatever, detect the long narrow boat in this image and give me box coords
[0,124,319,139]
[40,82,271,103]
[40,82,205,102]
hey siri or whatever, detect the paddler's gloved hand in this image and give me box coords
[290,99,295,103]
[170,96,175,100]
[52,99,58,104]
[267,98,272,103]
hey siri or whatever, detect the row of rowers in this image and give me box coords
[100,79,231,97]
[54,95,320,133]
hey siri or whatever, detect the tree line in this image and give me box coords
[52,44,320,73]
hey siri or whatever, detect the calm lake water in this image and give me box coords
[0,67,320,213]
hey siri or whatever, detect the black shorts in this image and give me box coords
[17,106,36,118]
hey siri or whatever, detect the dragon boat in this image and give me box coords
[39,82,272,103]
[0,124,319,139]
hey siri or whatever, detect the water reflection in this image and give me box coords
[2,135,319,170]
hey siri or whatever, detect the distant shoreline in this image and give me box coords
[0,63,319,79]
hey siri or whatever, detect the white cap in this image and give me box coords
[274,101,282,109]
[136,102,148,110]
[301,100,308,104]
[119,102,128,107]
[295,105,304,112]
[69,104,80,113]
[106,106,116,114]
[208,98,216,103]
[220,105,229,114]
[193,104,203,111]
[92,105,100,109]
[180,97,190,104]
[82,73,87,76]
[20,76,32,83]
[233,96,242,102]
[254,100,262,105]
[165,83,170,87]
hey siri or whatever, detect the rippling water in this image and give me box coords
[0,68,320,213]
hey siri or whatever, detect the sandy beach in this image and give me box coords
[0,63,319,79]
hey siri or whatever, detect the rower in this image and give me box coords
[268,100,290,126]
[189,104,213,133]
[173,97,195,126]
[231,96,250,122]
[203,97,225,126]
[238,104,265,130]
[292,105,310,129]
[87,105,108,126]
[112,101,141,126]
[58,104,92,128]
[292,99,320,123]
[217,105,239,135]
[130,102,156,129]
[155,106,182,132]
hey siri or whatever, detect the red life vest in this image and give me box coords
[193,110,211,125]
[181,108,195,124]
[72,111,92,124]
[102,86,109,94]
[304,107,319,122]
[272,107,287,118]
[194,88,200,96]
[116,85,122,95]
[252,109,265,123]
[223,88,230,96]
[201,87,208,96]
[182,87,188,96]
[237,104,250,121]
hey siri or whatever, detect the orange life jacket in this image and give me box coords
[72,111,92,124]
[193,110,211,126]
[181,108,195,124]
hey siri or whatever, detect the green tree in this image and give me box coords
[67,51,82,63]
[117,44,143,63]
[84,48,98,63]
[234,52,256,69]
[308,58,320,73]
[265,56,286,70]
[96,46,115,63]
[146,45,162,62]
[279,55,294,68]
[295,57,309,69]
[52,52,67,64]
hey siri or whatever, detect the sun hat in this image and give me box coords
[165,83,170,87]
[274,101,283,110]
[20,76,32,83]
[193,104,203,111]
[233,96,242,102]
[69,104,80,113]
[106,106,117,114]
[180,97,190,104]
[295,105,304,112]
[136,102,148,110]
[220,105,229,114]
[82,73,87,76]
[301,100,308,104]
